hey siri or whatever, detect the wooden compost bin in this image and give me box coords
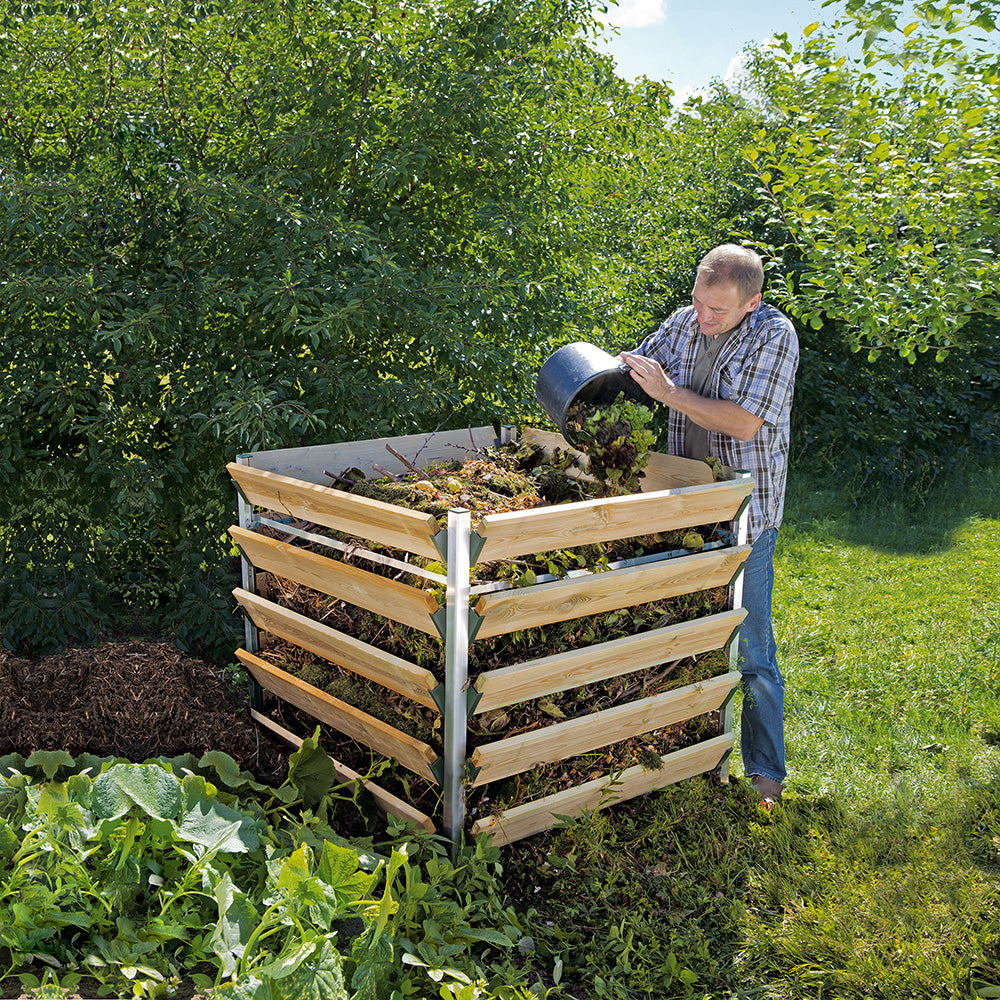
[227,426,753,846]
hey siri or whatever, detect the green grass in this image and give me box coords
[499,460,1000,1000]
[730,459,1000,999]
[772,461,1000,803]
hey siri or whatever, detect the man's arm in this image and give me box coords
[619,351,765,441]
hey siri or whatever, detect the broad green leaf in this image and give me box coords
[273,940,348,1000]
[0,754,26,780]
[176,799,259,854]
[198,751,265,791]
[92,764,182,821]
[453,925,516,948]
[208,873,260,977]
[317,841,376,909]
[287,729,339,808]
[213,977,274,1000]
[253,933,320,981]
[25,751,76,781]
[350,935,392,1000]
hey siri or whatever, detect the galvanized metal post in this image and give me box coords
[718,472,752,782]
[442,507,471,848]
[236,454,264,711]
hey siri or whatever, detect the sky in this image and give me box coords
[593,0,831,102]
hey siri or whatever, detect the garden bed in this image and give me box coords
[227,425,753,844]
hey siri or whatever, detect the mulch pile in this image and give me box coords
[0,640,289,785]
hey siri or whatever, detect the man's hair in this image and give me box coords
[696,244,764,304]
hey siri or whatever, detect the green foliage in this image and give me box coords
[376,824,533,998]
[0,0,995,654]
[2,0,742,656]
[743,5,1000,361]
[568,393,658,495]
[0,741,387,997]
[725,3,1000,492]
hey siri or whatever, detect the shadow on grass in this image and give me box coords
[495,771,1000,998]
[781,457,1000,556]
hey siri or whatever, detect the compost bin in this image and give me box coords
[227,425,752,845]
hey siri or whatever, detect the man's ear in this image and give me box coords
[745,292,763,313]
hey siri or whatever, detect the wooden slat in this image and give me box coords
[229,526,440,635]
[234,588,440,711]
[518,427,717,490]
[471,733,734,846]
[235,427,499,485]
[474,608,744,713]
[474,544,750,640]
[236,649,439,783]
[250,709,436,832]
[475,479,753,563]
[471,672,739,786]
[228,463,441,559]
[641,450,718,491]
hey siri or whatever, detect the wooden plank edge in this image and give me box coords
[470,671,740,786]
[474,608,745,713]
[470,733,734,846]
[236,648,439,784]
[227,462,442,560]
[233,587,440,712]
[229,525,441,636]
[249,709,436,832]
[475,479,752,563]
[473,544,750,640]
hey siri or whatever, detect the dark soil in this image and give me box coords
[0,640,289,785]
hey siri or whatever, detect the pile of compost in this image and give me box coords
[249,432,733,817]
[0,641,288,786]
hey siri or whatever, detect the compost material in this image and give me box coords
[0,640,288,785]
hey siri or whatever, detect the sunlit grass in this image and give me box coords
[760,463,1000,803]
[723,460,1000,999]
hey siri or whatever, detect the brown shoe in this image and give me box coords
[749,774,783,808]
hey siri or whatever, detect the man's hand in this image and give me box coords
[619,351,765,442]
[618,352,674,403]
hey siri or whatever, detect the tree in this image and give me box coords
[0,0,708,653]
[741,2,1000,362]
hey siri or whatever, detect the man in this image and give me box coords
[619,244,798,807]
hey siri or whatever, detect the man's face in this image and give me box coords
[691,278,761,337]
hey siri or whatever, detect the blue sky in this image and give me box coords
[593,0,831,101]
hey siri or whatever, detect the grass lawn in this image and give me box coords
[728,459,1000,998]
[508,460,1000,1000]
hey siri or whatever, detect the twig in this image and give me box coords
[324,469,360,487]
[372,463,402,481]
[385,444,424,476]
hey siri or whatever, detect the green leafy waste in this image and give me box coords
[0,735,408,1000]
[563,393,658,495]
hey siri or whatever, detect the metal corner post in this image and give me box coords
[719,472,752,781]
[443,507,472,849]
[236,454,264,711]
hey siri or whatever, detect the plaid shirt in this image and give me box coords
[634,302,799,542]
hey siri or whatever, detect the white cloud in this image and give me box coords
[722,48,752,85]
[597,0,666,29]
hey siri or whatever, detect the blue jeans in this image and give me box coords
[738,527,786,785]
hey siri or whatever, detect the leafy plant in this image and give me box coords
[0,736,396,998]
[566,393,658,495]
